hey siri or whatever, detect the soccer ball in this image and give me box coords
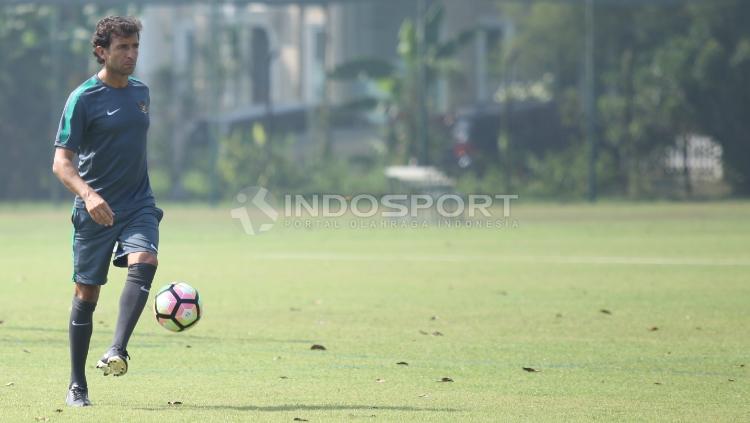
[154,282,202,332]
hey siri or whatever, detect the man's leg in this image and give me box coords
[113,252,157,349]
[67,283,100,406]
[98,252,157,376]
[67,206,118,404]
[99,206,162,376]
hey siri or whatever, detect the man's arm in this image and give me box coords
[52,147,114,226]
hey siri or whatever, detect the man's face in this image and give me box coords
[98,34,139,75]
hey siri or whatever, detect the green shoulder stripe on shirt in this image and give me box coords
[59,76,98,144]
[128,76,144,84]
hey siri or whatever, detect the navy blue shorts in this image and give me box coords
[71,205,163,285]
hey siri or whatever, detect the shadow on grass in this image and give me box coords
[135,404,460,413]
[0,325,314,344]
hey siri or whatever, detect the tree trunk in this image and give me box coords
[681,134,692,198]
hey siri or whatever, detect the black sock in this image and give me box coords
[111,263,157,351]
[70,296,96,388]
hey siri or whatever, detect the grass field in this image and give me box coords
[1,202,749,422]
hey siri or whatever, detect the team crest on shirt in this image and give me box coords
[137,101,149,114]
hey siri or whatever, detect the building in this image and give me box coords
[134,1,508,196]
[138,0,507,124]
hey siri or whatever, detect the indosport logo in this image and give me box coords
[230,187,279,235]
[231,186,519,235]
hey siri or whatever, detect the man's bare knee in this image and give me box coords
[74,283,101,303]
[128,252,158,267]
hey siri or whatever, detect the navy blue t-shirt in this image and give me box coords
[54,75,155,212]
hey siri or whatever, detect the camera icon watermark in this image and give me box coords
[231,186,518,235]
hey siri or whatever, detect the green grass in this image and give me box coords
[1,202,749,422]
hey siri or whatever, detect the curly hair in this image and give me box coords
[91,16,142,64]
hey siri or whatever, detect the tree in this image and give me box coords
[498,1,750,197]
[0,5,129,201]
[655,0,750,195]
[328,3,475,165]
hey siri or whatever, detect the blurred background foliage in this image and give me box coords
[1,0,748,201]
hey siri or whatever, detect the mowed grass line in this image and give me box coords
[0,202,748,422]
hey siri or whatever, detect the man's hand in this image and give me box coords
[52,147,114,227]
[84,191,115,226]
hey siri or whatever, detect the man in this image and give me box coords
[52,16,162,407]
